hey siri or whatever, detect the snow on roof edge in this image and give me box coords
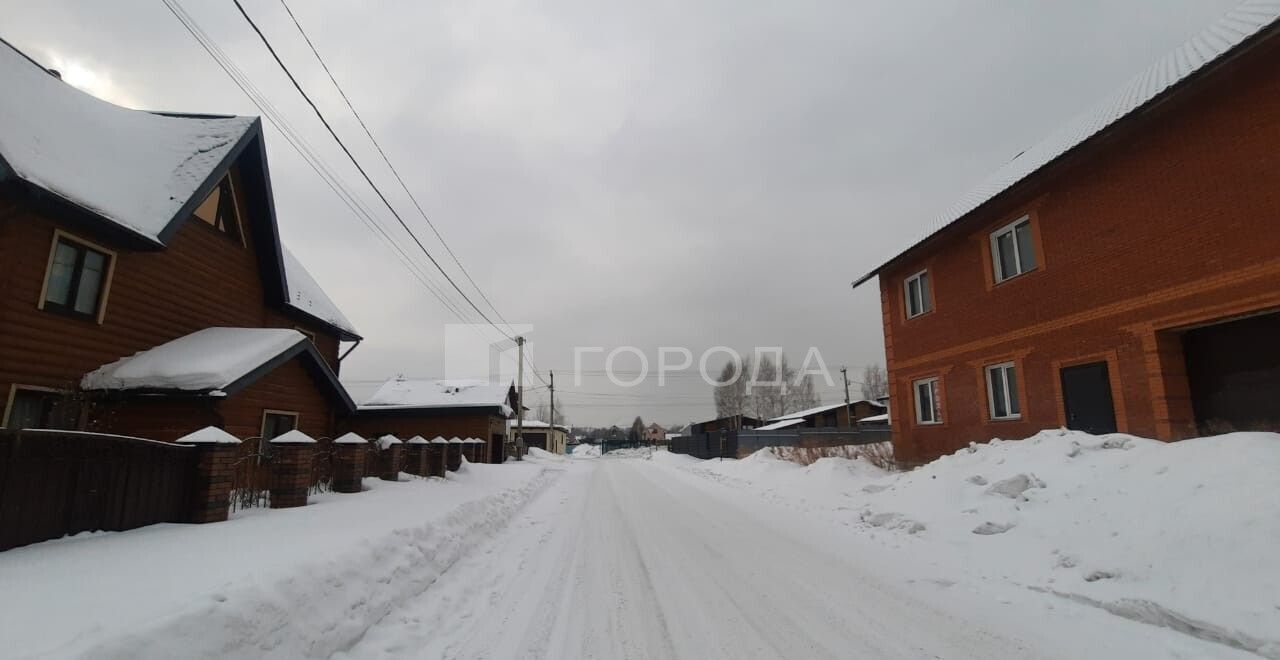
[851,2,1280,287]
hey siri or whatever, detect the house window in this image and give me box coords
[41,234,113,320]
[193,177,242,241]
[990,217,1037,282]
[913,377,942,425]
[904,270,933,318]
[3,386,78,430]
[986,362,1021,420]
[261,410,298,441]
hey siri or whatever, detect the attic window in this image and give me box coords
[193,176,242,241]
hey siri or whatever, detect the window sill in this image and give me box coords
[992,266,1039,287]
[39,304,101,323]
[989,415,1023,422]
[904,309,935,322]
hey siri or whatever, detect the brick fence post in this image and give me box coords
[176,426,242,524]
[428,437,447,477]
[269,430,316,509]
[377,435,403,481]
[405,436,429,475]
[446,437,464,472]
[331,432,368,493]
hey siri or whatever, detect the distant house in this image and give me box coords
[688,415,762,435]
[349,378,517,463]
[0,38,359,445]
[850,8,1280,464]
[511,419,569,454]
[643,422,665,444]
[760,400,887,430]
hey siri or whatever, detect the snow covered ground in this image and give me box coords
[654,429,1280,658]
[2,430,1274,659]
[0,459,560,660]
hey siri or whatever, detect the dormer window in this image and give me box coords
[193,176,242,242]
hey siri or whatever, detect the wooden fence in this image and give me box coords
[0,429,198,551]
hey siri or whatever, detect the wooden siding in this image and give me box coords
[0,165,345,439]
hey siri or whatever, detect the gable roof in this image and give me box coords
[358,378,515,416]
[0,38,359,342]
[767,400,886,422]
[0,38,254,244]
[852,2,1280,288]
[281,247,359,339]
[80,327,354,411]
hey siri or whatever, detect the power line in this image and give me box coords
[273,0,517,336]
[160,0,485,331]
[229,0,512,340]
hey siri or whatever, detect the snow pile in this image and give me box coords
[571,443,601,458]
[606,447,654,459]
[662,430,1280,654]
[0,40,255,243]
[526,447,568,462]
[81,328,305,392]
[0,462,556,659]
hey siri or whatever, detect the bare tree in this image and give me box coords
[785,365,820,414]
[861,364,888,400]
[629,416,645,443]
[713,357,749,419]
[533,396,566,425]
[749,354,783,421]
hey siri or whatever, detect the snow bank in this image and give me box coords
[571,443,601,458]
[0,463,557,659]
[661,430,1280,654]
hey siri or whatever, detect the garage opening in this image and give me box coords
[1183,311,1280,435]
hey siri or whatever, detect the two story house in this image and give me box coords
[852,7,1280,464]
[0,38,359,447]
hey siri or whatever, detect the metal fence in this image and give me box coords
[0,429,198,551]
[669,427,892,459]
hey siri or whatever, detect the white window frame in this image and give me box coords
[913,377,942,425]
[903,269,932,319]
[989,216,1036,283]
[985,362,1021,420]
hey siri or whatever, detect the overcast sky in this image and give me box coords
[4,0,1239,427]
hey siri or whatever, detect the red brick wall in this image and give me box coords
[877,36,1280,464]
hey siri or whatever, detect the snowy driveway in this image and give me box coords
[335,456,1252,660]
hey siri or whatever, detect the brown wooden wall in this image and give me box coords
[0,165,344,439]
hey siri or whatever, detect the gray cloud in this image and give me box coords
[4,0,1239,426]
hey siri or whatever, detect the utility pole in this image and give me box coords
[841,366,852,428]
[516,336,525,460]
[548,370,555,453]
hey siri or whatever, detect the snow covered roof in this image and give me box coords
[756,418,806,431]
[82,328,304,392]
[510,419,570,432]
[860,413,890,424]
[852,2,1280,288]
[80,327,355,410]
[768,400,885,423]
[0,38,255,244]
[270,429,316,444]
[358,378,514,416]
[334,432,367,445]
[175,426,242,445]
[280,246,359,340]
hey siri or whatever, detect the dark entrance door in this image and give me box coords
[1183,312,1280,434]
[1060,362,1117,434]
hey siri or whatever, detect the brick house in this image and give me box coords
[851,8,1280,464]
[0,39,359,447]
[348,378,518,464]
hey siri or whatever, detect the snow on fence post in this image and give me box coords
[176,426,242,524]
[427,436,448,477]
[269,430,317,508]
[405,436,430,476]
[331,432,368,493]
[377,435,404,481]
[446,437,464,472]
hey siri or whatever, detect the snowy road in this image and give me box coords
[335,456,1251,660]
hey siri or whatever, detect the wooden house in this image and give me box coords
[0,38,359,447]
[347,378,518,464]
